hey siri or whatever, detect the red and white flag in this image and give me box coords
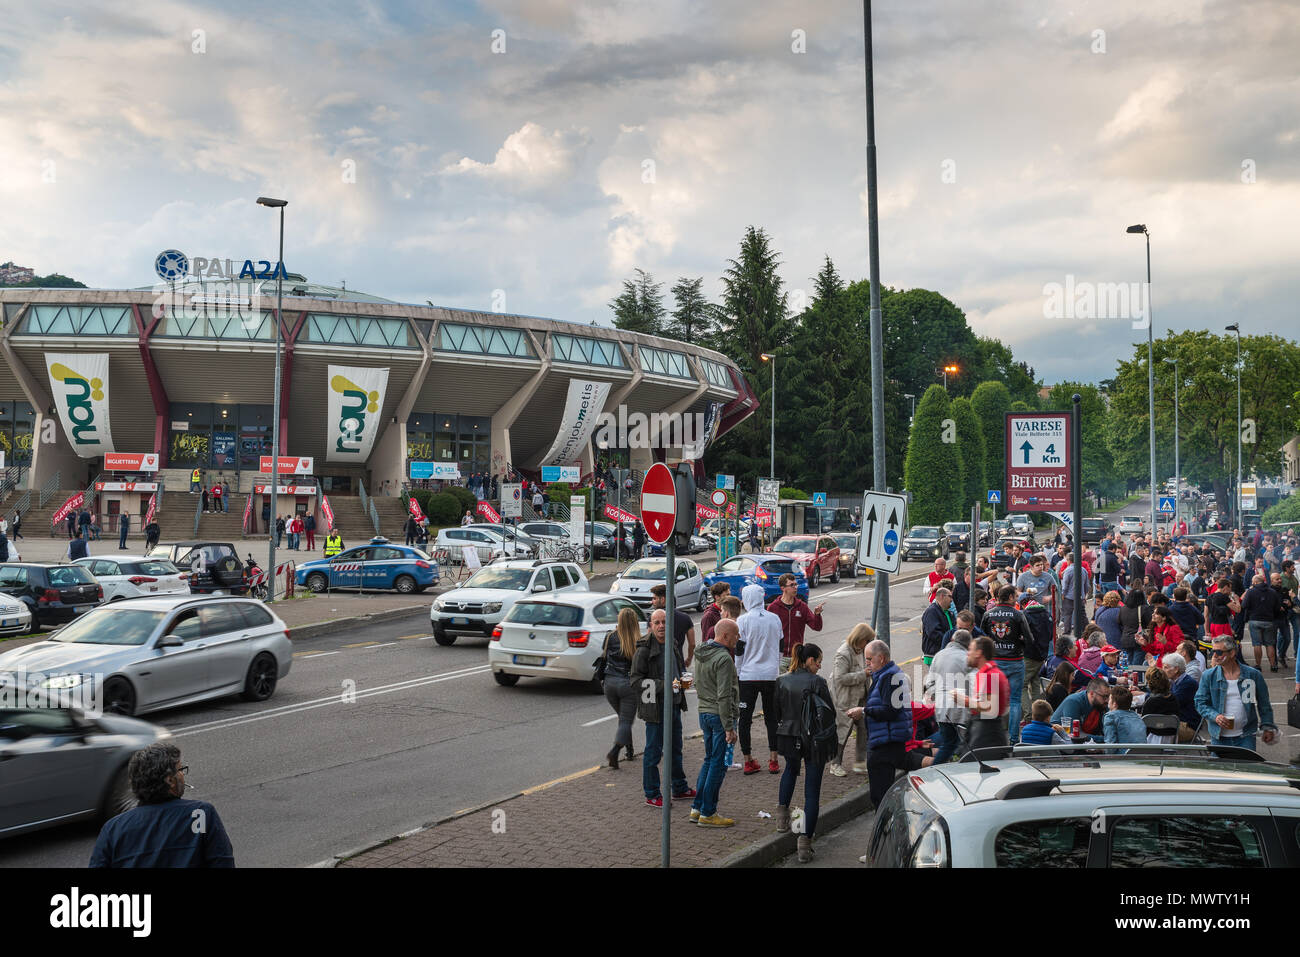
[51,492,84,527]
[144,493,157,525]
[476,501,501,523]
[321,493,336,530]
[408,497,426,523]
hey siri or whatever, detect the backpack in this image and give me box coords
[800,684,839,763]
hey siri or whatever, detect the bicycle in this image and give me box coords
[537,540,591,564]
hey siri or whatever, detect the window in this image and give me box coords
[552,566,572,588]
[235,603,275,628]
[640,346,691,379]
[20,305,133,336]
[566,565,582,583]
[719,558,745,573]
[167,611,203,643]
[373,547,405,561]
[593,601,622,624]
[445,530,466,542]
[552,334,626,368]
[533,569,554,591]
[1109,816,1266,868]
[700,358,733,389]
[503,601,582,627]
[994,819,1092,868]
[48,566,95,587]
[131,561,179,576]
[0,709,80,738]
[438,322,534,358]
[304,313,413,348]
[200,604,248,637]
[92,561,121,577]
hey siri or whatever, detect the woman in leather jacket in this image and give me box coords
[602,607,641,768]
[772,643,834,863]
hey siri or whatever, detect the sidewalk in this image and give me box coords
[333,723,871,868]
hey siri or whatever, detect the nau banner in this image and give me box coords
[51,492,85,528]
[326,365,389,463]
[46,353,114,456]
[537,379,611,468]
[320,493,336,530]
[476,500,501,523]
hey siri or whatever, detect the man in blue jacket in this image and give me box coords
[848,639,912,807]
[1195,636,1277,752]
[1161,652,1200,729]
[1050,676,1111,742]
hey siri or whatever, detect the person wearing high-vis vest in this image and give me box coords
[324,529,343,557]
[190,468,201,494]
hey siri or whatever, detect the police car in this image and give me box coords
[295,538,440,594]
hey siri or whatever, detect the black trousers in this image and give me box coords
[867,741,907,807]
[739,680,777,756]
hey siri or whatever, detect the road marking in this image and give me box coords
[819,586,853,599]
[396,634,428,640]
[899,655,922,667]
[342,641,379,648]
[521,765,602,795]
[582,713,618,727]
[172,664,491,737]
[365,642,398,649]
[293,651,340,659]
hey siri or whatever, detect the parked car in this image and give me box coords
[433,527,531,565]
[1078,517,1109,544]
[829,532,862,578]
[943,522,974,552]
[489,593,648,691]
[73,556,189,602]
[1006,513,1034,536]
[463,523,540,557]
[297,538,440,593]
[1116,516,1145,535]
[431,560,589,645]
[0,595,292,717]
[706,554,809,602]
[0,563,103,629]
[609,557,707,610]
[902,527,948,562]
[517,521,573,545]
[865,743,1300,868]
[0,705,169,839]
[645,533,711,557]
[0,593,33,638]
[146,541,251,595]
[770,535,841,588]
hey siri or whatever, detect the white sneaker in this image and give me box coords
[858,854,869,864]
[851,763,868,774]
[828,763,847,777]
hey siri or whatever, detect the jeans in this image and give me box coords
[1278,615,1295,660]
[1219,734,1257,753]
[275,531,284,548]
[603,674,637,748]
[778,753,826,837]
[1022,658,1044,716]
[996,658,1025,743]
[118,526,128,548]
[1098,581,1122,598]
[738,680,777,756]
[932,722,965,764]
[1246,620,1277,647]
[693,712,727,817]
[306,531,315,550]
[642,717,687,799]
[222,497,228,513]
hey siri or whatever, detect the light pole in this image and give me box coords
[941,364,958,390]
[760,353,775,479]
[257,196,287,600]
[1126,224,1157,537]
[904,392,915,427]
[1226,322,1241,528]
[1163,356,1179,533]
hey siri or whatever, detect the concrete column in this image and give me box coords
[489,330,551,479]
[30,413,86,494]
[367,340,431,496]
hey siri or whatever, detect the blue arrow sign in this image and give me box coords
[1158,496,1175,513]
[882,529,899,556]
[987,490,1001,504]
[812,492,827,506]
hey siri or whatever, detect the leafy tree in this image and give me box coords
[972,337,1041,406]
[951,397,986,515]
[1009,400,1032,412]
[609,268,665,336]
[1045,383,1125,505]
[664,276,716,346]
[1,272,87,288]
[970,381,1011,495]
[904,385,962,525]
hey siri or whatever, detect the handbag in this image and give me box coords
[593,633,611,683]
[1287,695,1300,731]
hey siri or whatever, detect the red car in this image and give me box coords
[771,535,841,588]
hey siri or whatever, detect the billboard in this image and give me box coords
[1005,412,1072,511]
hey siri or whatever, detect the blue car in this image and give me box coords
[704,553,809,603]
[296,538,440,594]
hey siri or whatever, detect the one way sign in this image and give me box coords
[857,490,908,575]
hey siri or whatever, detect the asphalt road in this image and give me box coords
[0,571,934,868]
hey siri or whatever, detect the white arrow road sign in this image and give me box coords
[857,491,908,575]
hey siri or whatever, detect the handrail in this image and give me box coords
[358,479,379,535]
[38,470,61,508]
[10,489,30,521]
[369,499,380,536]
[193,485,203,537]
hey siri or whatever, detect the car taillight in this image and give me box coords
[39,588,59,603]
[414,560,431,569]
[127,576,157,586]
[490,626,502,641]
[567,629,591,647]
[96,586,104,600]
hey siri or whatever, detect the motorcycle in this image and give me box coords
[245,553,270,601]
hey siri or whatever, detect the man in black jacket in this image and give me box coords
[1017,593,1054,715]
[920,587,955,667]
[1242,573,1282,672]
[980,584,1033,743]
[629,609,694,808]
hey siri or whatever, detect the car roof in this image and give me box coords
[90,594,269,611]
[75,555,167,563]
[514,592,624,608]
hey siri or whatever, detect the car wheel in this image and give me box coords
[102,677,136,716]
[433,627,456,646]
[99,764,137,821]
[306,572,328,593]
[847,561,857,579]
[830,563,840,584]
[241,652,278,701]
[809,566,820,589]
[493,671,519,687]
[697,587,708,611]
[394,575,417,594]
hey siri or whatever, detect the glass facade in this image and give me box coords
[155,307,275,340]
[303,313,414,348]
[438,323,534,358]
[640,346,692,379]
[0,401,36,465]
[700,358,733,390]
[552,334,625,368]
[18,305,133,336]
[169,403,272,470]
[407,412,490,476]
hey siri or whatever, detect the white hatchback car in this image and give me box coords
[74,556,189,602]
[433,526,532,564]
[431,560,589,645]
[1116,516,1145,534]
[609,558,708,611]
[0,592,33,638]
[489,592,647,690]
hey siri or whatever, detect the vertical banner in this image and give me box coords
[408,497,426,523]
[242,492,253,534]
[326,365,390,463]
[683,401,723,460]
[46,353,114,456]
[537,379,611,467]
[144,493,157,526]
[320,493,336,530]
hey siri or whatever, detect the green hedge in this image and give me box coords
[444,485,477,515]
[426,492,462,527]
[1263,494,1300,526]
[780,487,810,501]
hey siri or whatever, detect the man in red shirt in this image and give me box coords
[924,558,955,603]
[952,635,1010,753]
[767,574,824,671]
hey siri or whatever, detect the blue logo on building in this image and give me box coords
[155,249,189,281]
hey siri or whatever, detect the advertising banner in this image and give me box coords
[212,431,237,468]
[253,485,317,495]
[537,379,611,467]
[144,493,157,525]
[242,492,253,533]
[408,497,426,523]
[95,482,159,492]
[541,465,581,483]
[476,500,501,523]
[326,365,390,463]
[1005,412,1073,511]
[410,461,461,480]
[51,492,85,528]
[604,504,638,524]
[320,493,336,530]
[46,353,114,456]
[260,456,315,474]
[696,504,719,520]
[104,452,159,472]
[683,401,723,461]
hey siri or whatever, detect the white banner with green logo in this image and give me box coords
[326,364,389,463]
[536,378,611,467]
[46,352,114,456]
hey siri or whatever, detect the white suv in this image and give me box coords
[1116,516,1145,534]
[431,560,588,645]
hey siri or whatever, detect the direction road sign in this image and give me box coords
[987,490,1001,504]
[1158,496,1175,514]
[715,474,735,490]
[812,492,827,506]
[857,491,908,574]
[1005,412,1072,511]
[640,463,678,545]
[710,489,727,507]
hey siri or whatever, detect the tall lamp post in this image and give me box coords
[941,364,958,390]
[904,392,916,427]
[760,352,775,548]
[1126,224,1157,536]
[257,196,287,600]
[1163,356,1179,532]
[1225,323,1241,528]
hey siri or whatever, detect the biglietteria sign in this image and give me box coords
[46,353,114,456]
[537,379,611,467]
[326,365,389,463]
[1005,412,1072,511]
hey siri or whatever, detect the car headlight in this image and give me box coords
[433,599,446,610]
[482,602,502,614]
[42,674,88,690]
[611,580,621,592]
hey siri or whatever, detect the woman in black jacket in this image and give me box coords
[10,509,21,541]
[772,643,834,863]
[1044,662,1076,711]
[1116,588,1151,668]
[601,607,640,768]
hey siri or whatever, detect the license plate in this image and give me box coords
[512,654,545,666]
[0,619,13,627]
[73,604,92,613]
[451,617,470,625]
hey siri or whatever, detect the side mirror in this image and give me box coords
[156,634,183,649]
[532,584,548,593]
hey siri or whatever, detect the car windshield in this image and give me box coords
[761,560,798,576]
[49,566,96,587]
[504,602,584,627]
[50,609,166,646]
[465,568,533,591]
[129,560,180,576]
[146,544,171,558]
[773,538,814,553]
[949,524,971,533]
[832,535,856,548]
[908,528,940,538]
[623,561,667,580]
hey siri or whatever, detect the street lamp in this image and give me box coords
[1226,322,1241,528]
[760,353,775,480]
[942,364,958,390]
[904,393,916,426]
[1163,356,1179,532]
[1126,223,1157,536]
[257,196,287,600]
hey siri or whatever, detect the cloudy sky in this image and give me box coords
[1,0,1296,382]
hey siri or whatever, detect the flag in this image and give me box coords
[144,493,157,525]
[476,500,501,523]
[408,497,426,523]
[51,492,84,527]
[321,493,336,530]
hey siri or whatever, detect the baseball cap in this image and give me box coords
[1101,645,1120,654]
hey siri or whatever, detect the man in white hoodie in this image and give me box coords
[735,583,786,775]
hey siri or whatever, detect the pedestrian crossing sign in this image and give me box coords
[987,490,1001,504]
[1158,497,1175,513]
[812,492,827,506]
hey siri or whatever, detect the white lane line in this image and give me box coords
[581,714,618,727]
[365,642,398,649]
[294,651,340,659]
[819,586,854,599]
[172,665,491,738]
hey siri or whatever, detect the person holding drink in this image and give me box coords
[1194,636,1278,752]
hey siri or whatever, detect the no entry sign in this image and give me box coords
[1005,412,1072,511]
[640,462,678,544]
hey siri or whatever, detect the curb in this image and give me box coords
[288,604,429,641]
[712,779,875,868]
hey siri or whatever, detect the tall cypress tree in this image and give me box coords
[951,396,986,518]
[904,385,961,526]
[971,380,1012,498]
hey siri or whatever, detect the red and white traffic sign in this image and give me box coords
[710,489,727,507]
[640,463,678,545]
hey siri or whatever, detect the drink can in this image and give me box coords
[1071,719,1081,737]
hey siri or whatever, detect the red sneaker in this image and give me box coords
[742,759,762,775]
[673,787,697,800]
[768,759,781,774]
[645,796,664,807]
